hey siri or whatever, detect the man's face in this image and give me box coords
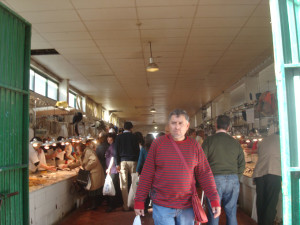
[169,115,190,141]
[191,132,196,139]
[107,137,113,145]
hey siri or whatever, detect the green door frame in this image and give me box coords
[0,2,31,225]
[269,0,300,224]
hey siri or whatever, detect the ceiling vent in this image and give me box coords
[31,49,59,55]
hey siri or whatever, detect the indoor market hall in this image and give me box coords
[1,0,299,225]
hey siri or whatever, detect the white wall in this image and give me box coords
[258,64,276,93]
[192,63,277,127]
[230,84,246,108]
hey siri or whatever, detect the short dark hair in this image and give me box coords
[188,128,196,136]
[30,137,42,142]
[99,132,108,144]
[145,134,155,151]
[134,131,144,146]
[107,132,116,142]
[156,132,165,137]
[124,121,133,130]
[168,109,189,122]
[57,136,64,141]
[78,142,86,152]
[217,115,230,130]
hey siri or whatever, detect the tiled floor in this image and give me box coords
[58,203,257,225]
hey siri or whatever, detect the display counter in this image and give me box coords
[29,169,85,225]
[239,174,282,223]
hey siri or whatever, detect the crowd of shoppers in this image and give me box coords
[31,108,281,224]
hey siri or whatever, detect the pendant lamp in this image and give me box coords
[146,42,159,72]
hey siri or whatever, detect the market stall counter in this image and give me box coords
[29,169,85,225]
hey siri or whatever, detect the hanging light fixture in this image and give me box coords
[86,133,94,140]
[59,138,66,146]
[49,138,57,147]
[31,138,42,148]
[65,138,70,145]
[150,107,156,113]
[146,42,159,72]
[42,140,50,150]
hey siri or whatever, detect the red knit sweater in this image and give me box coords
[134,135,220,209]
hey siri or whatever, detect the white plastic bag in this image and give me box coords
[132,215,141,225]
[128,173,139,208]
[85,176,91,190]
[103,174,116,196]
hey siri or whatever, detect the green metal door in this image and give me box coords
[0,3,31,225]
[269,0,300,224]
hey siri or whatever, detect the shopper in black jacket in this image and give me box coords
[96,131,109,175]
[115,121,140,211]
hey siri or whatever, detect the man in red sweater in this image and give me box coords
[134,109,221,225]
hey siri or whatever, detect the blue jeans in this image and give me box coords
[152,203,194,225]
[206,174,240,225]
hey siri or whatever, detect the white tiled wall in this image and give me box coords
[29,178,79,225]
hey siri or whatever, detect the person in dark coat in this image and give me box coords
[96,131,109,174]
[105,132,123,212]
[115,121,140,211]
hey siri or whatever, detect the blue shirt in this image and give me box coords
[136,146,148,174]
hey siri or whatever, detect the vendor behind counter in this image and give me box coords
[29,137,56,173]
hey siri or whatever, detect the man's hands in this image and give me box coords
[116,165,120,173]
[134,209,144,216]
[135,206,220,219]
[47,165,57,172]
[212,206,221,218]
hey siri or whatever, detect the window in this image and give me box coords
[29,68,58,100]
[29,69,34,90]
[103,110,109,122]
[69,91,76,108]
[47,80,58,100]
[34,74,46,96]
[82,97,86,113]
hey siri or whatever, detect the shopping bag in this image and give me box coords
[76,169,90,187]
[103,174,116,196]
[128,173,139,208]
[85,175,92,190]
[192,193,208,223]
[132,215,141,225]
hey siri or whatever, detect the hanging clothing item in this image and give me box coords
[255,91,277,116]
[59,123,68,137]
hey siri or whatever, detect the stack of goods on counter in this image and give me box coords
[29,176,47,187]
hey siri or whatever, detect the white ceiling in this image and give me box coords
[1,0,273,125]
